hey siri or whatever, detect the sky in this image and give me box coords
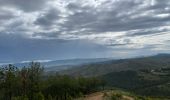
[0,0,170,63]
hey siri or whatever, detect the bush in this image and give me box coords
[111,93,122,100]
[12,96,29,100]
[47,94,52,100]
[33,92,45,100]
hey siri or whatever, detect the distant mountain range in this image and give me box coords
[59,54,170,77]
[0,58,110,71]
[1,53,170,74]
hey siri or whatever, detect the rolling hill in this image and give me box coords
[59,54,170,77]
[57,54,170,98]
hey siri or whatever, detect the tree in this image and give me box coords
[0,64,19,100]
[0,62,104,100]
[27,62,44,99]
[19,67,29,96]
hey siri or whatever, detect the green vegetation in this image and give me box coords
[0,62,104,100]
[101,69,170,98]
[59,54,170,77]
[1,54,170,100]
[58,54,170,99]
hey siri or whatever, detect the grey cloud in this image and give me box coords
[2,0,170,38]
[0,10,16,20]
[67,3,86,11]
[0,8,18,26]
[59,0,170,36]
[110,44,161,52]
[107,38,133,47]
[30,0,170,51]
[107,43,133,47]
[32,31,60,38]
[126,28,170,37]
[1,0,170,62]
[34,8,61,27]
[0,0,47,12]
[60,11,97,32]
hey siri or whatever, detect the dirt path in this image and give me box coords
[76,91,134,100]
[84,92,104,100]
[122,95,135,100]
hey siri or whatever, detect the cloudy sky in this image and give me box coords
[0,0,170,63]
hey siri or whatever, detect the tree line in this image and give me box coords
[0,62,105,100]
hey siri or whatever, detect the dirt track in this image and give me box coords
[80,91,134,100]
[84,92,104,100]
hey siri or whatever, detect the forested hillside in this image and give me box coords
[59,54,170,77]
[1,54,170,100]
[101,69,170,98]
[58,54,170,99]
